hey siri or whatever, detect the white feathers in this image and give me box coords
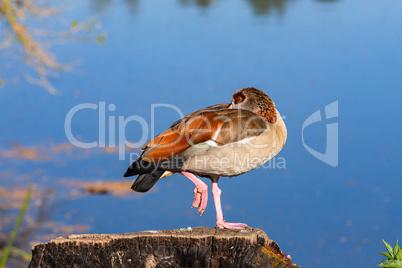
[235,137,257,144]
[205,136,257,147]
[205,140,219,147]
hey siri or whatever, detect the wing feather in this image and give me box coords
[140,103,268,162]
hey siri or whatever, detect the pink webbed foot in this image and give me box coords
[192,185,208,215]
[182,171,208,215]
[216,218,248,229]
[212,181,248,230]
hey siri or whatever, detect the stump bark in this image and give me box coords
[28,227,297,268]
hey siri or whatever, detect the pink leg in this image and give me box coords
[212,182,248,229]
[182,171,208,215]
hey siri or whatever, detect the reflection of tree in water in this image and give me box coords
[315,0,339,2]
[90,0,339,15]
[90,0,139,13]
[90,0,111,13]
[124,0,140,13]
[246,0,293,15]
[179,0,214,7]
[179,0,338,10]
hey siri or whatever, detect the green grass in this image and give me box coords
[0,185,33,268]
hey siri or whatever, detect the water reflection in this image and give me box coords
[90,0,339,16]
[90,0,111,13]
[179,0,214,7]
[247,0,293,15]
[90,0,139,13]
[123,0,140,13]
[315,0,339,2]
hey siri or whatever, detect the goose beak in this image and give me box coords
[228,103,233,109]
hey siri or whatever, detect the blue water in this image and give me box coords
[1,0,402,267]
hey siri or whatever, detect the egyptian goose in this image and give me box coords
[124,87,287,229]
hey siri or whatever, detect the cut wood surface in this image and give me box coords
[29,227,297,268]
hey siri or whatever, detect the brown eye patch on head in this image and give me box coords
[233,93,245,104]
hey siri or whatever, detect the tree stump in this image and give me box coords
[28,227,297,268]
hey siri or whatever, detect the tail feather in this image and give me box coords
[124,157,184,177]
[124,159,152,177]
[124,156,184,192]
[131,170,165,192]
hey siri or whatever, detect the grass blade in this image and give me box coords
[10,247,32,261]
[0,185,33,268]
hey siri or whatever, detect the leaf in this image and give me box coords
[16,35,27,44]
[384,239,394,257]
[380,252,393,259]
[71,20,78,28]
[396,248,402,261]
[377,260,402,268]
[96,36,105,44]
[395,240,400,257]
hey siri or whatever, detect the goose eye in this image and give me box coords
[234,94,245,104]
